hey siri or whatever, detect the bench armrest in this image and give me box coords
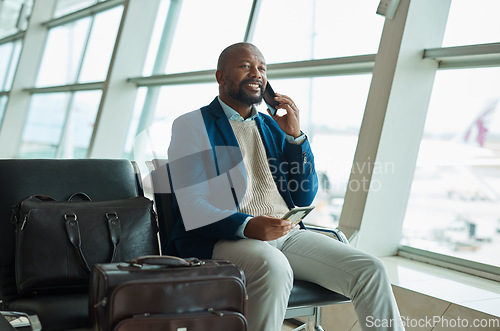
[303,224,350,245]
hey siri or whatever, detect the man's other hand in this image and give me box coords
[244,215,295,241]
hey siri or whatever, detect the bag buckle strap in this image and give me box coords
[106,212,121,263]
[64,214,92,273]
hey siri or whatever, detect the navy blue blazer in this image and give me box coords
[166,97,318,259]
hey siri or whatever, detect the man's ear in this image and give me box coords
[215,70,224,85]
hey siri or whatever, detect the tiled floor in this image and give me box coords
[281,321,299,331]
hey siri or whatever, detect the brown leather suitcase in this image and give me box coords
[113,311,247,331]
[90,255,247,331]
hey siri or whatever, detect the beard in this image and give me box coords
[227,79,264,106]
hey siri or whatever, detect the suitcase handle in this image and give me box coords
[128,255,204,268]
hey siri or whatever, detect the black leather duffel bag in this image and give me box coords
[11,193,159,295]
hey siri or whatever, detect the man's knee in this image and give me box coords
[355,254,391,289]
[214,239,294,292]
[251,251,294,290]
[362,254,386,273]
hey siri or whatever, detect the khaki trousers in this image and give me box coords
[213,228,405,331]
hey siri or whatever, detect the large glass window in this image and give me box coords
[0,0,33,38]
[0,95,7,127]
[402,68,500,267]
[53,0,101,18]
[126,83,218,161]
[401,0,500,270]
[142,0,171,76]
[36,6,122,87]
[36,18,91,87]
[78,6,122,83]
[0,40,22,91]
[150,0,253,75]
[442,0,500,47]
[0,0,31,128]
[67,90,102,157]
[19,90,102,158]
[21,3,123,158]
[252,0,384,64]
[19,93,70,158]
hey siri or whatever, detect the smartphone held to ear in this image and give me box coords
[264,82,279,116]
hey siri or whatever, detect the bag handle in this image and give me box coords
[67,192,92,201]
[64,212,121,273]
[128,255,204,268]
[106,212,121,262]
[65,214,90,272]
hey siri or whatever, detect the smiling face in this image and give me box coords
[216,43,267,115]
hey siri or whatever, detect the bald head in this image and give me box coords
[217,42,264,71]
[215,42,268,116]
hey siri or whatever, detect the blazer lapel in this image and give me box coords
[201,100,247,202]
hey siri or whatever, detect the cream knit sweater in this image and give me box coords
[230,120,290,218]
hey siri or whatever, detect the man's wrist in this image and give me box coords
[236,216,253,238]
[286,132,306,145]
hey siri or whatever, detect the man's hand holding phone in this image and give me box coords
[263,82,301,138]
[244,215,295,241]
[244,206,315,241]
[282,206,315,226]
